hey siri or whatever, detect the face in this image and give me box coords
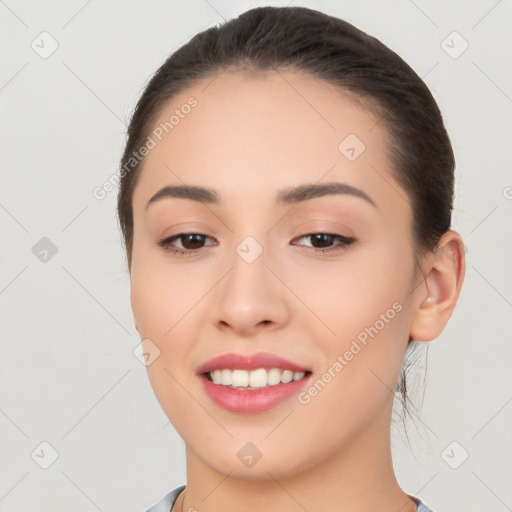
[130,70,422,479]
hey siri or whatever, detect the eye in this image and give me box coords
[157,232,355,256]
[157,233,216,256]
[291,233,355,253]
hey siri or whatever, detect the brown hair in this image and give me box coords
[117,6,455,425]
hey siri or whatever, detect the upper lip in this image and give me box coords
[196,352,311,374]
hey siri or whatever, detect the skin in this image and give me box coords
[129,70,465,512]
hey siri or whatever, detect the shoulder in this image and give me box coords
[408,493,435,512]
[415,498,435,512]
[145,487,434,512]
[144,485,186,512]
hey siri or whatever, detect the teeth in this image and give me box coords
[267,368,282,386]
[208,368,306,388]
[232,369,249,387]
[281,370,293,383]
[249,368,267,387]
[221,369,232,385]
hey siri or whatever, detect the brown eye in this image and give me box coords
[292,233,355,253]
[157,233,216,255]
[309,233,336,248]
[178,234,207,249]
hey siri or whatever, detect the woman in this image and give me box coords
[117,6,465,511]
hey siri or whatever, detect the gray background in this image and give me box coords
[1,0,511,511]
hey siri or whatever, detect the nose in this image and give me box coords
[213,245,291,337]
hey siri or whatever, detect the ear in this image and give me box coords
[409,230,466,342]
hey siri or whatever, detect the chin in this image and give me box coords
[195,438,317,481]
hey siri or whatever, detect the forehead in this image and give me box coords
[132,70,407,218]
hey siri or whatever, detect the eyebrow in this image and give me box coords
[145,181,376,209]
[276,182,376,207]
[146,184,220,209]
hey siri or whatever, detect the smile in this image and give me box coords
[206,368,308,389]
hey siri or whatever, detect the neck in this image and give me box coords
[176,401,417,512]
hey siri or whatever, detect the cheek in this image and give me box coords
[290,248,413,343]
[130,258,196,419]
[291,241,415,416]
[130,243,202,340]
[130,270,168,341]
[129,247,220,385]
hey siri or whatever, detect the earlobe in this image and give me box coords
[410,230,466,342]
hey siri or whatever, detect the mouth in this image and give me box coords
[202,368,313,390]
[195,351,313,413]
[198,368,314,414]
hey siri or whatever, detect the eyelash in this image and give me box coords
[157,232,356,256]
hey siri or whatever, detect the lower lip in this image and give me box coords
[199,373,312,414]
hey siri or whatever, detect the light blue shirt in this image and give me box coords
[145,485,434,511]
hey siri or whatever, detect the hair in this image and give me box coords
[117,6,455,428]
